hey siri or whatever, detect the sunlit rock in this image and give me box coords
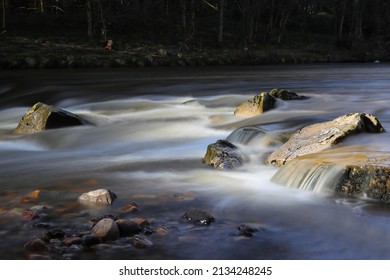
[203,139,244,169]
[234,92,276,117]
[78,189,117,205]
[267,112,385,166]
[13,102,91,134]
[271,147,390,202]
[234,88,308,117]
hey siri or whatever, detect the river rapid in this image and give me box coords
[1,64,390,260]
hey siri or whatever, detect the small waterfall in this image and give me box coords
[226,126,266,144]
[271,158,346,194]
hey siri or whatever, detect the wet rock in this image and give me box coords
[21,209,39,221]
[155,226,168,236]
[181,209,215,225]
[119,202,139,213]
[116,219,142,237]
[24,237,49,252]
[268,88,308,100]
[234,92,276,117]
[28,254,52,260]
[63,236,82,246]
[42,229,66,241]
[238,224,257,237]
[13,102,91,134]
[130,235,153,248]
[203,139,244,169]
[91,218,120,241]
[33,222,55,229]
[78,189,117,205]
[267,113,385,166]
[272,147,390,202]
[129,218,151,230]
[81,234,101,246]
[337,157,390,201]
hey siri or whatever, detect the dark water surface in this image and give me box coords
[1,64,390,259]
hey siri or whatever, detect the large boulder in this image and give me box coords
[272,148,390,202]
[234,92,276,117]
[13,102,91,134]
[203,139,244,169]
[268,88,308,100]
[338,162,390,201]
[234,88,308,117]
[267,113,385,166]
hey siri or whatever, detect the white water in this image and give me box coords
[1,64,390,259]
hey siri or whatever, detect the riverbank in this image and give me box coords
[0,35,387,70]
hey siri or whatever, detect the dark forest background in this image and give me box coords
[2,0,390,49]
[1,0,390,68]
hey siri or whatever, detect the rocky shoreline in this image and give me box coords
[0,36,387,70]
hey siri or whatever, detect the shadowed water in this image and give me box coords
[1,64,390,259]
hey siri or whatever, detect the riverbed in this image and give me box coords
[1,64,390,259]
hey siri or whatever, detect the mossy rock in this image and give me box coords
[13,102,92,134]
[203,139,244,169]
[234,92,276,117]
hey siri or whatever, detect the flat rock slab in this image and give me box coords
[267,113,385,166]
[13,102,91,134]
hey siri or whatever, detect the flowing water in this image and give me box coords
[1,64,390,260]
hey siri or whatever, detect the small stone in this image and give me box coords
[21,209,39,221]
[33,222,54,229]
[91,218,120,241]
[42,229,66,241]
[24,237,49,252]
[238,224,257,237]
[28,254,52,260]
[155,226,168,236]
[63,237,83,246]
[119,202,139,213]
[20,190,41,203]
[181,209,215,225]
[116,219,142,237]
[130,235,153,248]
[81,234,101,246]
[78,189,116,205]
[129,218,150,229]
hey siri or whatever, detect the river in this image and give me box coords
[1,64,390,260]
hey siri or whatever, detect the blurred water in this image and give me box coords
[1,64,390,259]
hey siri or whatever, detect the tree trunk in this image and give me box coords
[218,0,224,46]
[337,0,347,40]
[39,0,44,13]
[2,0,5,30]
[87,0,94,39]
[181,0,187,29]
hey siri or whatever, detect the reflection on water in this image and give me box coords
[1,64,390,259]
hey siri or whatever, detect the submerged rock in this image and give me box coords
[116,219,142,237]
[234,92,276,117]
[267,113,385,166]
[181,209,215,225]
[78,189,117,205]
[203,139,244,169]
[13,102,91,134]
